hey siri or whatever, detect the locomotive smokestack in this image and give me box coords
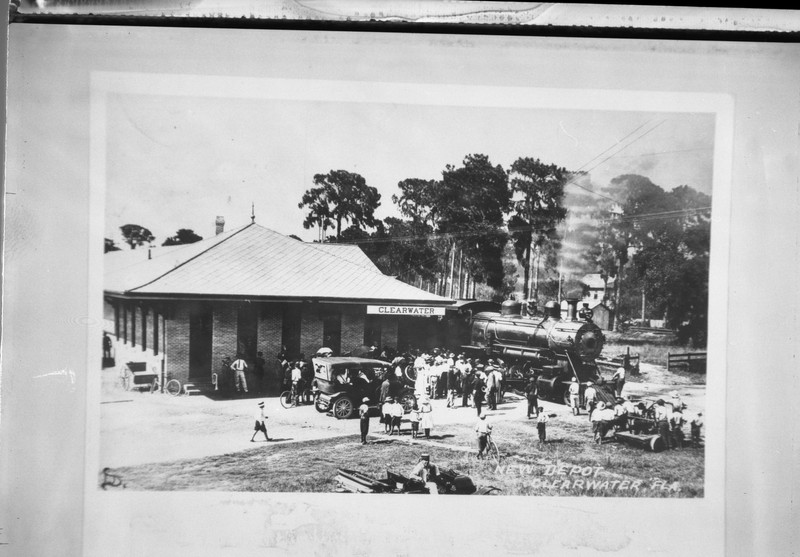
[565,298,579,321]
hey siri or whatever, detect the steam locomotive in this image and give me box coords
[461,299,616,406]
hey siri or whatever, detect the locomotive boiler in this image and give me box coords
[463,299,615,405]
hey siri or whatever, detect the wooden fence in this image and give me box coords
[667,352,707,373]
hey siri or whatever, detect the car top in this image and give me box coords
[312,357,390,368]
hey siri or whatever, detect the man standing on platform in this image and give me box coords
[231,354,249,395]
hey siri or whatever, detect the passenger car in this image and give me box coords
[312,357,416,419]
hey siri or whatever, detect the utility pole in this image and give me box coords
[447,241,456,298]
[641,284,646,323]
[456,248,463,299]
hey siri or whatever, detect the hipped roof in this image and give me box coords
[104,223,453,305]
[581,273,616,290]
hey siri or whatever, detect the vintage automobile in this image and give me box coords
[312,356,416,419]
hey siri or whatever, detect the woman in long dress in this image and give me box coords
[419,394,434,439]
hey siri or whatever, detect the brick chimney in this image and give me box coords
[215,216,225,235]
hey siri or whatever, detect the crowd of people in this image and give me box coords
[582,387,703,450]
[242,343,703,456]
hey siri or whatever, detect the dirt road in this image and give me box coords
[99,366,705,469]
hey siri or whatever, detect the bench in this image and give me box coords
[667,352,707,373]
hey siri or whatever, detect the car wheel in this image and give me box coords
[399,392,416,413]
[404,365,417,383]
[333,397,354,419]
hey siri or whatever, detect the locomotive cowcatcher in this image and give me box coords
[461,299,616,407]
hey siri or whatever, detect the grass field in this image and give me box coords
[111,413,704,498]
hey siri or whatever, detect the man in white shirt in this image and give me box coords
[568,377,581,416]
[475,412,492,458]
[612,366,626,397]
[290,362,303,402]
[654,399,673,450]
[231,355,248,394]
[583,381,597,420]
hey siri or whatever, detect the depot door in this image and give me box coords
[189,303,213,381]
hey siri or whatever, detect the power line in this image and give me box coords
[561,119,668,203]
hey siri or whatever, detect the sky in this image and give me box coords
[104,86,716,247]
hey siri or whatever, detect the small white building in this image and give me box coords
[580,273,615,305]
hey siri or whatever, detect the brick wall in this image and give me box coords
[258,304,284,385]
[164,304,191,384]
[211,304,238,375]
[380,317,399,351]
[341,307,364,355]
[300,308,323,359]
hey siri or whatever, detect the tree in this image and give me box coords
[589,176,711,343]
[508,157,569,303]
[298,170,382,240]
[120,224,154,250]
[162,228,203,246]
[104,238,121,253]
[393,178,438,224]
[436,154,511,289]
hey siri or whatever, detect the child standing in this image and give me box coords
[536,407,549,444]
[409,399,421,439]
[382,397,394,434]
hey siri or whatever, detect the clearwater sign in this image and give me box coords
[366,305,446,316]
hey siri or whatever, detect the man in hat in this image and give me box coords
[670,391,686,413]
[410,454,440,487]
[250,401,271,442]
[472,367,486,417]
[484,365,498,410]
[536,407,550,444]
[461,365,475,408]
[584,381,597,420]
[358,397,371,444]
[568,377,581,416]
[612,397,629,431]
[654,398,672,450]
[612,366,626,397]
[525,376,539,419]
[690,412,704,448]
[475,411,492,458]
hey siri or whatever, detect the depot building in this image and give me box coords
[103,220,454,391]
